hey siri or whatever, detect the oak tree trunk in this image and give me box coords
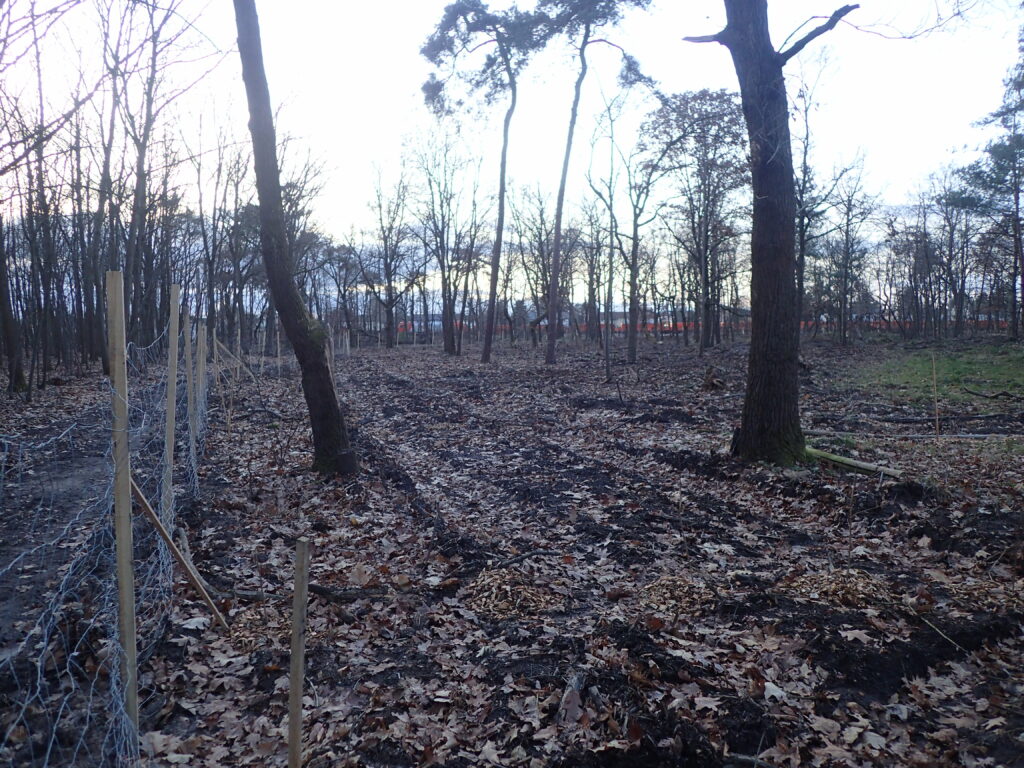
[721,0,805,464]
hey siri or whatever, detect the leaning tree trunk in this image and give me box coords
[233,0,357,476]
[721,0,805,464]
[545,23,591,365]
[481,58,517,364]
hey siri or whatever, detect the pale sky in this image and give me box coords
[46,1,1024,236]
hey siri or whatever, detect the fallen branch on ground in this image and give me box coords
[805,446,902,479]
[805,429,1014,440]
[877,413,1017,424]
[963,387,1023,402]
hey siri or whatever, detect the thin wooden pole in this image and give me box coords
[328,326,336,390]
[259,322,266,376]
[106,270,138,732]
[197,321,207,415]
[183,307,197,467]
[161,285,180,523]
[216,338,258,383]
[130,477,228,630]
[213,327,222,403]
[288,538,311,768]
[276,322,281,378]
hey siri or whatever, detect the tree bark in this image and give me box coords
[233,0,357,476]
[718,0,806,464]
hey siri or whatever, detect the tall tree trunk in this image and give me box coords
[0,216,26,391]
[481,57,517,363]
[233,0,357,476]
[545,23,591,365]
[626,241,640,364]
[718,0,807,464]
[1012,175,1022,339]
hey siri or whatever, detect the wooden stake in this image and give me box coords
[183,307,197,467]
[288,538,311,768]
[259,322,267,376]
[216,338,258,384]
[130,478,228,630]
[276,322,281,378]
[213,327,222,403]
[327,326,336,390]
[197,322,207,416]
[161,285,180,523]
[931,353,940,437]
[106,270,138,732]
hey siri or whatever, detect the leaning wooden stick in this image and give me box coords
[216,338,259,384]
[130,477,229,631]
[289,538,311,768]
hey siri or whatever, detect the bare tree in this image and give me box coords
[422,1,545,363]
[356,172,422,349]
[539,0,651,364]
[233,0,357,476]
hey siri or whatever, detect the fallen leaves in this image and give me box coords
[127,343,1024,768]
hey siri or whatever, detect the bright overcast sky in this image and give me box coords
[181,1,1020,235]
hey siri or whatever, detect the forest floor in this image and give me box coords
[7,335,1024,767]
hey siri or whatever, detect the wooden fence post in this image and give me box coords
[213,327,221,403]
[183,307,197,468]
[197,322,207,415]
[258,323,267,376]
[161,285,180,523]
[106,270,138,732]
[289,538,311,768]
[328,326,336,390]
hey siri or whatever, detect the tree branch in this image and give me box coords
[682,30,726,45]
[778,4,859,64]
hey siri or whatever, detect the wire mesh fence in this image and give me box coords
[0,311,212,767]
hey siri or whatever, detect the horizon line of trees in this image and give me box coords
[1,1,1022,402]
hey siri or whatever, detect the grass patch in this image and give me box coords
[860,342,1024,405]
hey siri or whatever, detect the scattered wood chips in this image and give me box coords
[465,568,563,620]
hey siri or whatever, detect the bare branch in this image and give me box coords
[682,30,726,45]
[778,4,859,64]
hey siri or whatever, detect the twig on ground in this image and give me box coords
[308,583,388,604]
[963,387,1023,402]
